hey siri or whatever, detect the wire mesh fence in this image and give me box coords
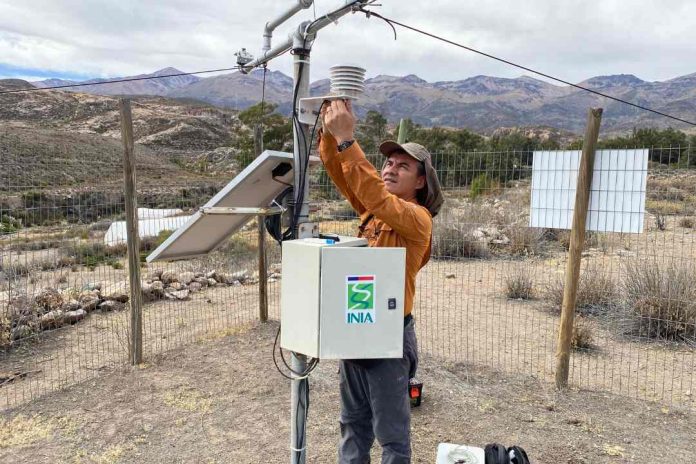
[2,141,695,412]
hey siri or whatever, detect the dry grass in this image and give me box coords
[544,266,618,316]
[679,217,694,229]
[572,318,595,350]
[621,259,696,342]
[162,387,212,413]
[504,265,535,299]
[505,224,545,256]
[433,222,489,259]
[646,199,685,216]
[0,414,54,448]
[433,206,490,259]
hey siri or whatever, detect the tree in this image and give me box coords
[235,102,292,168]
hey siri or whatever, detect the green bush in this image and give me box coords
[469,173,493,199]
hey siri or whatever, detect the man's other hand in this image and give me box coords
[321,99,356,144]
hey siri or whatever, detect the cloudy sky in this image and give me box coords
[1,0,694,85]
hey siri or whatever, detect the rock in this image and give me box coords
[268,272,282,279]
[170,290,190,301]
[101,282,129,302]
[207,278,218,287]
[193,277,209,287]
[269,263,282,273]
[64,309,87,324]
[445,273,456,279]
[244,278,258,285]
[142,281,165,302]
[205,270,217,279]
[168,282,183,291]
[40,310,65,329]
[151,281,165,293]
[148,269,164,280]
[98,300,125,312]
[194,272,204,278]
[232,281,242,287]
[268,278,278,283]
[215,282,227,288]
[215,273,236,285]
[78,292,100,312]
[61,299,81,312]
[35,288,64,312]
[490,235,510,246]
[11,325,35,341]
[160,271,178,284]
[189,282,202,293]
[178,272,195,285]
[83,282,102,291]
[232,270,251,282]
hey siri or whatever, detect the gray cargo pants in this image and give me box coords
[338,319,418,464]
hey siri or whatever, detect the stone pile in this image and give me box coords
[1,264,282,348]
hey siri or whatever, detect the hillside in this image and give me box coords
[31,68,696,135]
[0,80,245,192]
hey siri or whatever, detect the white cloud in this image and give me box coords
[0,0,694,83]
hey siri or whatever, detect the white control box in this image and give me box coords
[280,236,406,359]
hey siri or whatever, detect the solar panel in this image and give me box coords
[147,150,319,262]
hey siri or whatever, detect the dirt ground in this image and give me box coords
[1,320,695,464]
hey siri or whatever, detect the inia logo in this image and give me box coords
[346,275,376,324]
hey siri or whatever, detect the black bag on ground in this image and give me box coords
[507,446,530,464]
[484,443,530,464]
[484,444,509,464]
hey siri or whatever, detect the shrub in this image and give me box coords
[552,230,599,251]
[654,213,666,231]
[622,259,696,342]
[505,225,545,256]
[678,217,694,229]
[504,266,534,299]
[469,173,494,199]
[544,266,617,315]
[432,206,491,260]
[433,221,488,259]
[572,318,594,350]
[0,261,31,278]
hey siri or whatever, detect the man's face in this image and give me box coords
[381,151,426,200]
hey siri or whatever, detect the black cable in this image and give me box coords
[272,326,319,379]
[358,8,696,127]
[0,65,246,95]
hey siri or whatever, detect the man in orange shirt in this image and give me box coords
[320,100,443,463]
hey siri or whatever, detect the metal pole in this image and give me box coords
[555,107,603,389]
[290,26,313,464]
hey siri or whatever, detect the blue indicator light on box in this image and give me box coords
[325,239,335,244]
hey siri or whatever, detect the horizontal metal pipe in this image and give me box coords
[263,0,314,52]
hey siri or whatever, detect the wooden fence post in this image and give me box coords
[555,107,603,389]
[119,98,143,365]
[254,125,268,322]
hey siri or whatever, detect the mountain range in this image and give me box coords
[27,67,696,135]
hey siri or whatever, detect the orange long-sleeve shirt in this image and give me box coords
[319,131,432,317]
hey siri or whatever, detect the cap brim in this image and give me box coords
[379,140,422,161]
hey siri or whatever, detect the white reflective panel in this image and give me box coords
[529,149,648,233]
[147,150,319,262]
